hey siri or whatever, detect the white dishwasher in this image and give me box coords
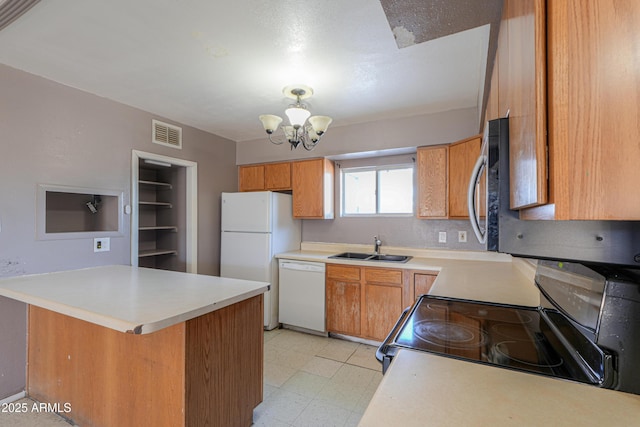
[278,259,326,333]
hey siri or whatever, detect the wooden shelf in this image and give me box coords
[139,226,178,232]
[138,249,178,258]
[139,180,172,190]
[139,201,173,208]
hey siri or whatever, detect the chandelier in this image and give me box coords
[259,85,332,151]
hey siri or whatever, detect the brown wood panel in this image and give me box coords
[238,164,265,192]
[414,273,437,299]
[326,278,361,336]
[448,135,482,218]
[548,0,640,220]
[363,283,404,341]
[505,0,548,209]
[416,145,448,218]
[364,267,402,285]
[327,264,361,281]
[486,48,501,121]
[264,162,291,190]
[292,158,334,219]
[28,306,186,427]
[185,294,263,427]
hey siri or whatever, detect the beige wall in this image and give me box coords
[0,64,237,399]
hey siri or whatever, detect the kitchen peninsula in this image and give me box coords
[0,265,268,427]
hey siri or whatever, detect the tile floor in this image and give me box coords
[0,328,382,427]
[256,328,383,427]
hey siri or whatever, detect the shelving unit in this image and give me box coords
[137,160,185,272]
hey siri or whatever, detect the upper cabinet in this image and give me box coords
[416,134,481,219]
[292,158,335,219]
[448,135,482,218]
[490,0,640,220]
[238,162,291,192]
[542,0,640,220]
[416,145,448,219]
[492,0,548,210]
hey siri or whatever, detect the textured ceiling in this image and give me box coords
[0,0,501,142]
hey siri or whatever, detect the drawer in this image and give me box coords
[327,264,361,281]
[364,268,403,285]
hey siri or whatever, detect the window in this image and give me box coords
[341,165,414,216]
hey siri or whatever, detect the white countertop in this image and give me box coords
[277,243,540,307]
[359,349,640,426]
[0,265,269,334]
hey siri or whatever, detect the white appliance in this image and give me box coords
[220,191,301,330]
[278,260,326,333]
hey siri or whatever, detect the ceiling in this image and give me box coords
[0,0,501,142]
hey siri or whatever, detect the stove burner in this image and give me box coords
[413,320,488,349]
[492,341,564,368]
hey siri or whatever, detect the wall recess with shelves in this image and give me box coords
[131,150,198,273]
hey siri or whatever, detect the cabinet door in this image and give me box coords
[238,165,265,192]
[504,0,548,209]
[363,283,403,341]
[264,162,291,191]
[326,278,361,336]
[292,158,334,219]
[544,0,640,220]
[414,273,437,299]
[448,136,481,218]
[363,268,405,341]
[416,145,448,218]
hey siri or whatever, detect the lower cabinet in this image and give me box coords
[326,265,361,336]
[413,271,438,300]
[326,264,414,342]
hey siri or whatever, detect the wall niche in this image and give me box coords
[37,184,124,240]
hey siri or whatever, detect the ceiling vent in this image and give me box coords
[0,0,41,32]
[152,119,182,149]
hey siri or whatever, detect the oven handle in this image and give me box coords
[376,306,411,370]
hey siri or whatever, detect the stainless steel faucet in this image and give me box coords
[373,235,382,254]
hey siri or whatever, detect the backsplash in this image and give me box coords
[301,216,485,252]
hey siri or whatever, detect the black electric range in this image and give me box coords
[377,295,609,386]
[376,260,640,394]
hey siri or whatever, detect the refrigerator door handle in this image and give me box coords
[468,153,487,244]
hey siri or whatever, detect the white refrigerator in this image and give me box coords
[220,191,301,330]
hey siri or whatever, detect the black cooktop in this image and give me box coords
[390,296,607,385]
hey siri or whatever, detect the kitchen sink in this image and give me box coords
[328,252,412,263]
[329,252,372,260]
[366,254,411,262]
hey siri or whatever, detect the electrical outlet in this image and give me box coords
[94,237,110,253]
[438,231,447,243]
[458,231,467,243]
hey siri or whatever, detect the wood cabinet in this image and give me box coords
[264,162,292,190]
[492,0,548,210]
[326,265,361,336]
[448,135,482,218]
[416,135,480,220]
[28,295,264,427]
[412,271,438,300]
[540,0,640,220]
[292,158,334,219]
[326,264,412,342]
[416,145,448,218]
[238,161,291,192]
[489,0,640,220]
[362,268,407,341]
